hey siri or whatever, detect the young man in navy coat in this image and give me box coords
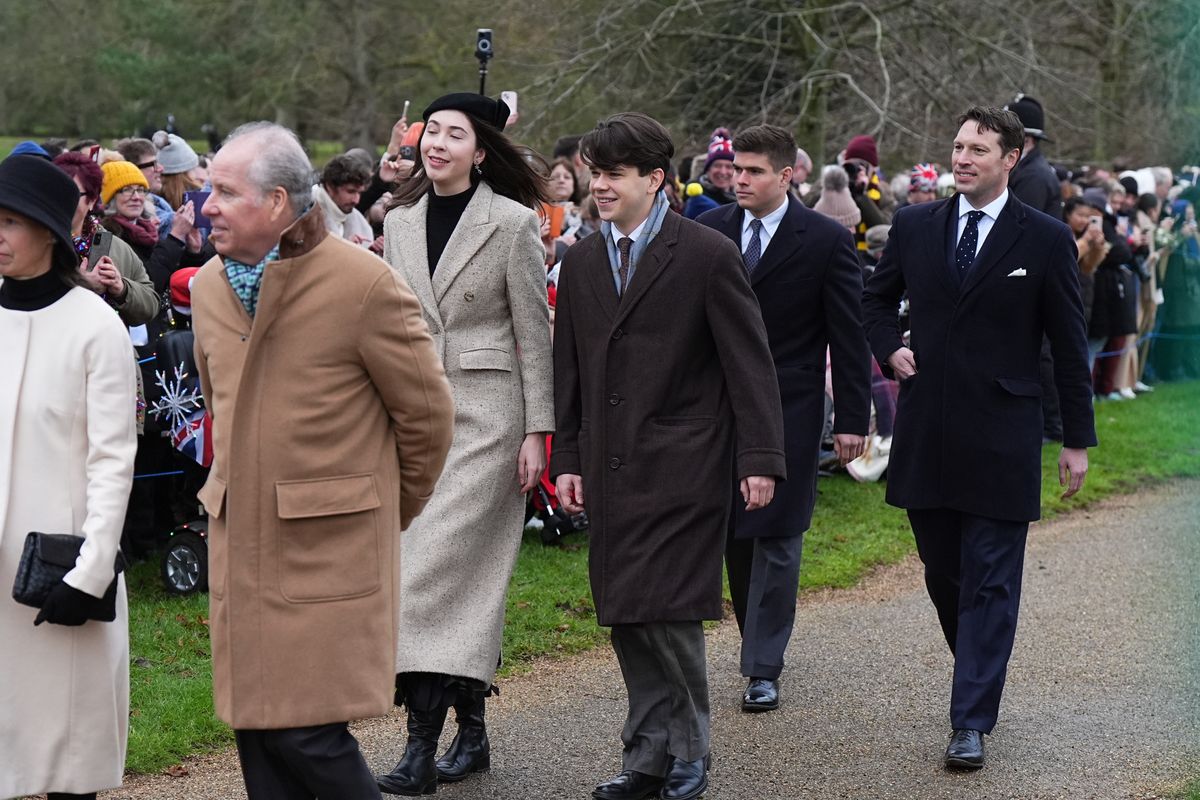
[862,106,1096,770]
[697,125,871,713]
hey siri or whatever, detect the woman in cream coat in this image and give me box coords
[377,93,554,796]
[0,156,137,799]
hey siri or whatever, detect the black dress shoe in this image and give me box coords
[592,769,665,800]
[741,678,779,712]
[660,756,709,800]
[944,728,985,770]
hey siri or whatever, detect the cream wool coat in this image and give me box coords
[0,286,137,797]
[383,182,553,685]
[192,208,454,729]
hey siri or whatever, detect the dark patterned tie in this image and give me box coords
[617,237,633,295]
[956,210,986,272]
[744,219,763,272]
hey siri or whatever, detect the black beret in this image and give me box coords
[423,93,510,131]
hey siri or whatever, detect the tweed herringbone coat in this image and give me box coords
[383,181,554,685]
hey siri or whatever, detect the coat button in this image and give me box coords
[608,394,620,405]
[612,328,623,340]
[464,291,475,302]
[608,457,621,470]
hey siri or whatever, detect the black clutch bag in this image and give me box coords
[12,532,127,622]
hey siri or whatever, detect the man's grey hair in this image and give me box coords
[223,122,314,213]
[1151,166,1173,188]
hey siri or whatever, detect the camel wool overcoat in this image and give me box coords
[192,207,454,729]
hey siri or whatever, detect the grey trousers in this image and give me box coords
[609,621,710,776]
[726,533,804,680]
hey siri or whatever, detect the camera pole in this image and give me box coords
[478,60,488,95]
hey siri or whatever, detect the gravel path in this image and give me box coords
[98,480,1200,799]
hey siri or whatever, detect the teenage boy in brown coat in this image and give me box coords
[551,112,786,800]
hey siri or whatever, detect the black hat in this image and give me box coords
[1118,176,1139,198]
[423,93,511,131]
[1004,93,1051,142]
[0,155,80,270]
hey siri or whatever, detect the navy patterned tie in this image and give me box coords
[956,210,986,272]
[617,237,633,295]
[744,218,763,272]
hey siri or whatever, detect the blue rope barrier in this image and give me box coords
[1094,330,1200,359]
[133,470,186,480]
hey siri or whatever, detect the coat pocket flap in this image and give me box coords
[459,347,512,372]
[276,473,381,520]
[197,475,227,518]
[996,377,1043,398]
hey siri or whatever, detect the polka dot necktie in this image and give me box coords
[956,210,986,272]
[617,237,633,295]
[744,219,763,273]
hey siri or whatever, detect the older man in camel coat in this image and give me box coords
[191,122,454,798]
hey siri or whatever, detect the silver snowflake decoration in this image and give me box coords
[149,365,203,431]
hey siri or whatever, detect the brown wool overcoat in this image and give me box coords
[191,208,454,729]
[550,210,787,626]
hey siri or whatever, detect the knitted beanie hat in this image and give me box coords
[844,135,879,167]
[154,131,199,176]
[101,160,150,205]
[703,127,735,172]
[814,165,862,228]
[909,163,940,193]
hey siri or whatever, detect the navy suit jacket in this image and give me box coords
[698,196,871,537]
[862,192,1097,522]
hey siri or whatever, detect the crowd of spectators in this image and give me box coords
[5,90,1200,550]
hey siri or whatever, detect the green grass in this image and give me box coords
[125,562,228,773]
[123,380,1200,773]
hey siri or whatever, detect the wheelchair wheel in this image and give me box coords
[162,530,208,595]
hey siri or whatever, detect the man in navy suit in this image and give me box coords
[862,106,1096,770]
[698,125,871,713]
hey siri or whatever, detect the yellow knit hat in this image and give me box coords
[101,160,150,205]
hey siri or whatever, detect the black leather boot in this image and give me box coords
[435,693,491,782]
[377,706,448,795]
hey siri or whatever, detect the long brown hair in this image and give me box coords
[161,172,203,211]
[389,115,550,212]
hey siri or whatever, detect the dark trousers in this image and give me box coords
[610,621,710,777]
[908,508,1029,734]
[726,531,803,680]
[235,722,381,799]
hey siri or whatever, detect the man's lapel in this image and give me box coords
[961,193,1027,296]
[432,182,498,302]
[923,197,961,298]
[580,234,619,322]
[750,197,806,286]
[612,211,680,327]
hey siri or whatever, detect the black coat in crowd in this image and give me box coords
[697,197,872,538]
[1009,146,1063,220]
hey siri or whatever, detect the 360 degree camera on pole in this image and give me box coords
[476,29,493,95]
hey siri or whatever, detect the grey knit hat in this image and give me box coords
[153,131,199,175]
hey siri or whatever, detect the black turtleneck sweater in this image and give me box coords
[426,183,477,276]
[0,269,72,311]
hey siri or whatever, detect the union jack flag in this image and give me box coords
[171,409,213,467]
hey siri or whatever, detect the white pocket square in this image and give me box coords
[1006,267,1027,277]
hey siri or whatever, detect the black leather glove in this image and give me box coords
[34,581,99,626]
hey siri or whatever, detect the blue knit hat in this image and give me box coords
[9,140,50,160]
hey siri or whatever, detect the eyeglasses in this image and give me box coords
[136,160,159,170]
[118,186,148,197]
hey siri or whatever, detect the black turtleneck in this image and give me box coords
[0,269,72,311]
[426,183,477,276]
